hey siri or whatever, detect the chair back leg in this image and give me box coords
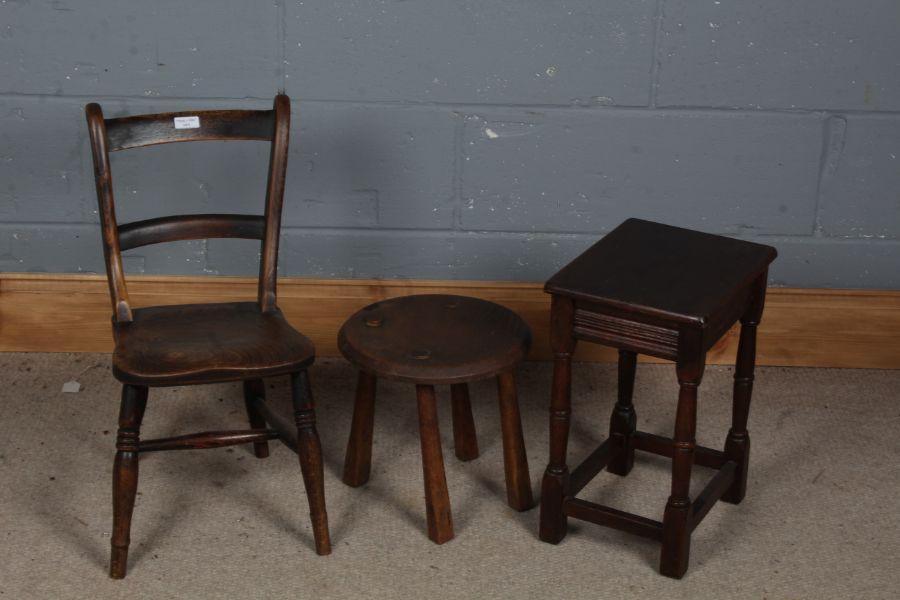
[243,379,271,458]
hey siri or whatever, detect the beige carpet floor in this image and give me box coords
[1,352,898,599]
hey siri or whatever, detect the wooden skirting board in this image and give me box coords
[1,273,898,369]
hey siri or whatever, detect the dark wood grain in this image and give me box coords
[568,438,613,495]
[118,214,264,251]
[85,102,131,322]
[112,302,314,386]
[110,384,147,579]
[539,294,575,545]
[563,499,663,541]
[342,371,377,487]
[660,348,704,579]
[450,383,479,461]
[416,384,454,544]
[632,431,728,469]
[291,371,331,555]
[545,218,777,325]
[723,272,767,504]
[104,108,274,151]
[138,429,279,453]
[608,349,637,476]
[338,294,531,385]
[497,371,535,510]
[86,95,330,578]
[243,379,270,458]
[690,461,737,532]
[539,218,776,579]
[339,293,534,544]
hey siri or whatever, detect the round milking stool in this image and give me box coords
[338,294,536,544]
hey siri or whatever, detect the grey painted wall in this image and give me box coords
[1,1,898,288]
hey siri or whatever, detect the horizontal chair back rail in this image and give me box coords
[105,109,275,150]
[117,214,266,250]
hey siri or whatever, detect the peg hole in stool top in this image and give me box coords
[338,294,532,385]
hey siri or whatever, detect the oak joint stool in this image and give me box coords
[339,294,536,544]
[538,218,777,579]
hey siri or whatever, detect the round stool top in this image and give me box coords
[338,294,532,384]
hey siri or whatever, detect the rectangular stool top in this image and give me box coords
[545,219,777,325]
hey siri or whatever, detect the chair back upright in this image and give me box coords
[85,94,291,322]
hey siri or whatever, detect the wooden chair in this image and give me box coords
[85,94,331,579]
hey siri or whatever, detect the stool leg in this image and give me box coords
[450,383,479,461]
[540,296,576,544]
[291,371,332,555]
[243,379,270,458]
[343,371,377,487]
[416,384,454,544]
[608,350,637,476]
[660,360,704,579]
[723,278,766,504]
[110,384,148,579]
[497,371,535,511]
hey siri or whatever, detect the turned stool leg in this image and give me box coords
[343,371,377,487]
[291,371,332,555]
[724,278,765,504]
[608,350,637,476]
[450,383,479,461]
[540,297,575,544]
[110,384,148,579]
[660,359,704,579]
[243,379,270,458]
[723,318,757,504]
[497,371,535,511]
[416,384,454,544]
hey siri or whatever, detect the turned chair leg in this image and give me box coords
[243,379,270,459]
[660,360,704,579]
[450,383,479,461]
[342,371,377,487]
[291,370,331,555]
[496,371,535,511]
[110,384,148,579]
[608,349,637,476]
[416,384,454,544]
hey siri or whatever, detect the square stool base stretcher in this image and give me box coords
[538,218,776,579]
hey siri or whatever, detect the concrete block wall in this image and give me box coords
[1,1,898,288]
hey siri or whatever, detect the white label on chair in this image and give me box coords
[174,116,200,129]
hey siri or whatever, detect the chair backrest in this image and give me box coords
[85,94,290,323]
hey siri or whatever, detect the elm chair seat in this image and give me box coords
[113,302,315,386]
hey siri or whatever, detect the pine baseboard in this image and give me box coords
[2,273,898,369]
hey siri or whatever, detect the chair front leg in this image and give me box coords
[291,370,332,555]
[110,384,148,579]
